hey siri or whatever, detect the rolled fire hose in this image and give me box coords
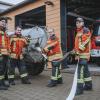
[45,50,78,100]
[57,51,73,63]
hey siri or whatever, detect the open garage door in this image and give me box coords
[60,0,100,64]
[15,5,46,29]
[66,0,100,52]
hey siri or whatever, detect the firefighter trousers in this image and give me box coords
[8,58,28,80]
[51,60,62,82]
[0,55,9,83]
[77,58,92,91]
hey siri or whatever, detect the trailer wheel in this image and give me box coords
[25,62,45,76]
[34,62,45,75]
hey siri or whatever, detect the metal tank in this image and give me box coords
[8,26,48,75]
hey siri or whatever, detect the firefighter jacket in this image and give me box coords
[44,37,62,61]
[74,27,91,60]
[0,31,10,55]
[10,34,27,59]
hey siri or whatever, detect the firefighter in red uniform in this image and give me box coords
[8,26,31,85]
[74,17,92,95]
[0,17,11,90]
[44,29,63,87]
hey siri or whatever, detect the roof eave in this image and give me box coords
[0,1,14,6]
[0,0,36,16]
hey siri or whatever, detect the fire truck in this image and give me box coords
[91,20,100,65]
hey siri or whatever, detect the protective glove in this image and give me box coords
[44,48,49,53]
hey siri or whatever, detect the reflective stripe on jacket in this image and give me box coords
[0,31,10,55]
[74,27,91,60]
[10,35,27,59]
[44,37,62,61]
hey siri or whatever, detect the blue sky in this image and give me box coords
[0,0,25,4]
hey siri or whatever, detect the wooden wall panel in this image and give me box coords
[46,0,61,37]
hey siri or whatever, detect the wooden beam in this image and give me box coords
[67,12,95,21]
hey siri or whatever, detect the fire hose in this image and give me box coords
[50,50,79,100]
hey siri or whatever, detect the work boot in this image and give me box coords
[76,88,83,96]
[75,83,83,96]
[84,81,93,91]
[0,80,8,90]
[57,78,63,84]
[9,79,15,85]
[47,80,57,87]
[21,77,31,84]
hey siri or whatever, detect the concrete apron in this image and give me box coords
[44,64,100,76]
[61,64,100,76]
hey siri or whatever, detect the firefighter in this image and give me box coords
[8,26,31,85]
[74,17,92,95]
[0,17,11,90]
[44,29,63,87]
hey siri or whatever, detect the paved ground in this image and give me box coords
[0,64,100,100]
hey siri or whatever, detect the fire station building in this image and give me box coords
[0,0,99,57]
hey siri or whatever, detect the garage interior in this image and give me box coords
[15,5,46,29]
[66,0,100,52]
